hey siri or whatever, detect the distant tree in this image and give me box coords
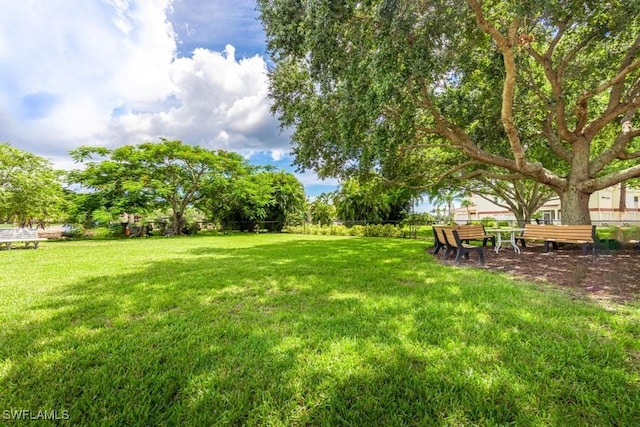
[333,178,414,224]
[309,193,335,226]
[460,199,473,224]
[333,179,389,224]
[0,143,65,226]
[427,188,465,223]
[199,167,306,232]
[199,166,273,231]
[470,179,556,226]
[70,139,245,235]
[383,186,415,222]
[262,170,306,231]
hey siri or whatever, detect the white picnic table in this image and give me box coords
[486,227,526,254]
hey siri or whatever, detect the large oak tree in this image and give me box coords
[258,0,640,224]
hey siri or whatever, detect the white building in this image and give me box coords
[453,184,640,225]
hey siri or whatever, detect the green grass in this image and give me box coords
[1,234,639,425]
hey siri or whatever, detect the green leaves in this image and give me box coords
[0,143,65,224]
[69,140,250,234]
[258,0,640,224]
[201,168,306,232]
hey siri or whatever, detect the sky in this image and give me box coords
[0,0,339,197]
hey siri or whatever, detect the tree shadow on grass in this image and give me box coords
[1,236,638,425]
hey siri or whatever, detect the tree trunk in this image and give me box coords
[559,189,592,225]
[618,182,627,221]
[173,211,184,235]
[512,210,526,227]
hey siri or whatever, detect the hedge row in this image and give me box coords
[284,224,415,238]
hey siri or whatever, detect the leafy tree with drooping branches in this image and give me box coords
[258,0,640,224]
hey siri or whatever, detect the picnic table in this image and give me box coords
[486,227,526,254]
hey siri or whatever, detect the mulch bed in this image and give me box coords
[435,242,640,304]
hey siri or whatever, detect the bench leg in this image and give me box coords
[584,243,597,255]
[453,248,485,266]
[477,248,485,266]
[483,237,496,247]
[454,249,464,264]
[543,241,550,253]
[444,246,455,260]
[433,240,443,256]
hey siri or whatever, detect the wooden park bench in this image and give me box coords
[440,227,486,266]
[518,224,598,255]
[431,225,456,256]
[455,224,496,247]
[0,228,48,250]
[432,224,495,256]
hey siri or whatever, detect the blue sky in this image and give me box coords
[0,0,338,197]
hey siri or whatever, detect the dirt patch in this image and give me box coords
[435,243,640,304]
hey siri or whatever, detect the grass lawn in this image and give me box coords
[1,234,639,425]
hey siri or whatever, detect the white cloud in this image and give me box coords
[294,171,340,188]
[0,0,178,157]
[0,0,338,195]
[0,0,290,167]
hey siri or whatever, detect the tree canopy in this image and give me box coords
[69,140,306,234]
[199,167,306,232]
[0,143,65,226]
[258,0,640,224]
[333,177,415,223]
[70,140,248,235]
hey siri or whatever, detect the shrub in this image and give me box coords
[318,226,331,235]
[61,225,84,239]
[332,225,349,236]
[285,223,404,238]
[627,225,640,242]
[480,217,496,228]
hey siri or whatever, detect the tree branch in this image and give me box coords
[466,1,530,170]
[460,169,525,181]
[617,149,640,160]
[526,24,600,142]
[542,113,573,162]
[584,57,640,138]
[420,84,566,191]
[582,163,640,192]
